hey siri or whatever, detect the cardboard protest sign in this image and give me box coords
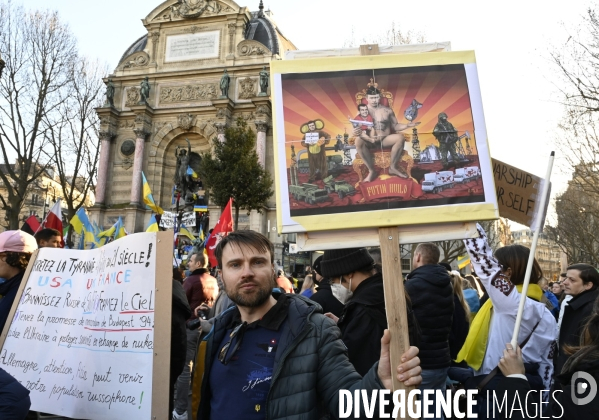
[491,158,548,227]
[159,211,195,228]
[0,231,172,420]
[271,51,498,233]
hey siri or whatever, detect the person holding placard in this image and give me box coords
[456,225,556,406]
[0,230,37,333]
[196,230,422,420]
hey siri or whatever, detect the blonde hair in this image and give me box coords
[450,271,470,323]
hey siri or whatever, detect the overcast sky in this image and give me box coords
[23,0,593,223]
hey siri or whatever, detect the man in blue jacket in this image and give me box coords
[196,230,422,420]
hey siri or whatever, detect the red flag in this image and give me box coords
[21,215,41,236]
[40,199,64,247]
[206,198,234,268]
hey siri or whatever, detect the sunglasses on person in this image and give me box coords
[218,322,248,365]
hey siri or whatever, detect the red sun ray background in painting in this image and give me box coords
[281,65,477,165]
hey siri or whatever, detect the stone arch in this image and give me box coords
[146,120,216,208]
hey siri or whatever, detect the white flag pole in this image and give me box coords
[511,151,555,348]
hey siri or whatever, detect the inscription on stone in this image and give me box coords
[165,31,220,62]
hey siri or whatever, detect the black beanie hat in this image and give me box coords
[320,248,374,278]
[313,255,323,276]
[439,262,451,272]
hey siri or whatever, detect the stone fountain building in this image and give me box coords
[91,0,296,263]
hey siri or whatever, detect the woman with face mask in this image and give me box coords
[320,248,420,377]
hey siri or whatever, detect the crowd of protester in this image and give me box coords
[0,224,598,419]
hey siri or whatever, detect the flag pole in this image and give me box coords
[511,151,554,348]
[34,197,61,235]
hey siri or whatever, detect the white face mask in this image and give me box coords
[331,275,353,304]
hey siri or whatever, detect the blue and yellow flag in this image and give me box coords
[457,254,471,270]
[70,208,88,234]
[70,208,99,248]
[114,217,127,240]
[142,172,164,215]
[179,224,196,241]
[194,205,208,212]
[146,214,159,232]
[187,166,198,179]
[98,217,127,243]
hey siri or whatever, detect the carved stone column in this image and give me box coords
[95,131,116,206]
[227,23,236,56]
[214,122,227,143]
[254,121,268,167]
[130,128,149,205]
[150,31,160,64]
[129,108,153,206]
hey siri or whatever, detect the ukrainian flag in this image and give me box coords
[98,217,127,242]
[187,166,198,179]
[98,223,116,241]
[142,172,164,215]
[70,208,87,234]
[194,205,208,212]
[179,224,196,241]
[70,208,99,248]
[457,254,471,270]
[114,217,127,240]
[146,214,159,232]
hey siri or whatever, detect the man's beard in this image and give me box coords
[224,276,275,308]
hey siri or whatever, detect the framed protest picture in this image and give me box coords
[271,51,498,233]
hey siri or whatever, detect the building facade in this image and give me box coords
[0,166,94,232]
[89,0,296,263]
[512,228,562,281]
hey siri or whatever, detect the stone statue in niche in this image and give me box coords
[104,79,115,107]
[259,66,269,96]
[220,69,230,98]
[139,77,151,105]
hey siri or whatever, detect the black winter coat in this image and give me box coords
[557,289,599,374]
[337,273,419,376]
[405,264,454,369]
[0,368,30,419]
[309,279,344,318]
[171,280,192,383]
[497,358,599,420]
[198,294,385,420]
[449,294,469,360]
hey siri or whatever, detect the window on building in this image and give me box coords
[29,210,37,216]
[401,258,411,272]
[32,194,39,205]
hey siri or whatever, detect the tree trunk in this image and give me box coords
[234,204,239,231]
